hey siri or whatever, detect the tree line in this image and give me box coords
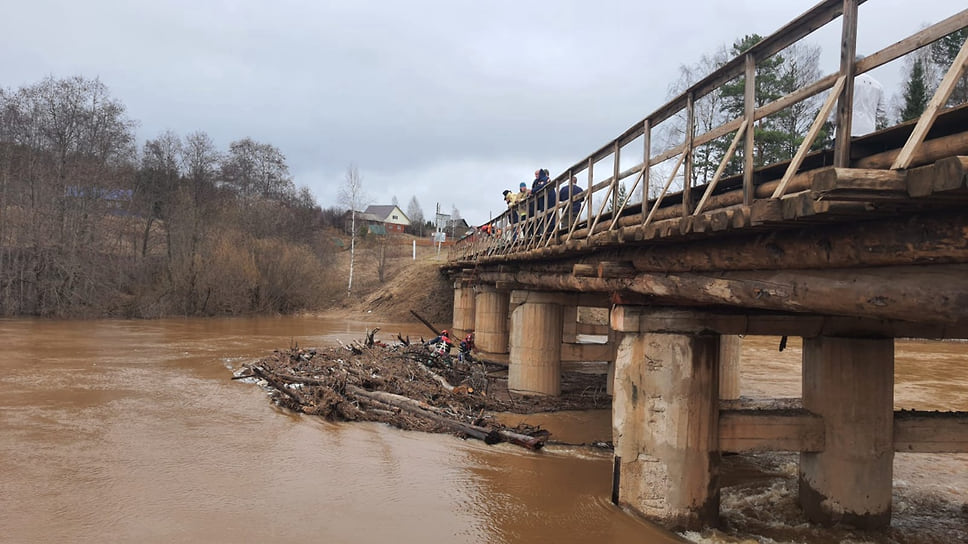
[0,75,347,317]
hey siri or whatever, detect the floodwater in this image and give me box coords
[0,318,965,544]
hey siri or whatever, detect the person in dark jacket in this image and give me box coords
[558,177,584,229]
[530,169,556,235]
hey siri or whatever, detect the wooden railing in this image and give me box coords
[450,0,968,264]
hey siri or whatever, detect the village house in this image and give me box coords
[342,204,411,235]
[362,205,411,234]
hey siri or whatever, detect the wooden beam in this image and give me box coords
[560,342,614,362]
[719,409,825,453]
[608,306,961,339]
[482,263,968,330]
[894,411,968,453]
[811,167,906,192]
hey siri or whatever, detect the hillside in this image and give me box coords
[324,234,455,325]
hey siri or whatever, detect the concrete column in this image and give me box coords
[451,284,476,339]
[474,285,509,354]
[799,336,894,529]
[508,291,563,396]
[612,331,720,531]
[719,335,742,400]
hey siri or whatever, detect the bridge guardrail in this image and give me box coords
[451,1,968,264]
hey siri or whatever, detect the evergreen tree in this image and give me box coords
[900,58,929,122]
[930,28,968,107]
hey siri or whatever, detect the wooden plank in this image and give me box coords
[893,35,968,170]
[894,411,968,453]
[719,409,825,453]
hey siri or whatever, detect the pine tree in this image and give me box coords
[900,58,929,122]
[930,29,968,107]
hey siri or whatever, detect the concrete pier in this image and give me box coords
[508,291,564,395]
[474,285,509,355]
[799,336,894,528]
[611,325,720,530]
[451,284,476,339]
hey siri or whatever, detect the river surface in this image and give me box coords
[0,317,965,543]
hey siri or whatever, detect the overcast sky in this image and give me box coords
[2,1,964,226]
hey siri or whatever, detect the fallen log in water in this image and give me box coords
[345,385,545,450]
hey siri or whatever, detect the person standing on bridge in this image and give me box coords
[530,169,556,236]
[828,55,886,137]
[558,177,584,230]
[850,68,886,136]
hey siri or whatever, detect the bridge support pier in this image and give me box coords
[611,326,720,530]
[451,283,476,340]
[799,336,894,528]
[508,290,564,395]
[474,285,509,355]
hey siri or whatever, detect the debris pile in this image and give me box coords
[235,329,610,450]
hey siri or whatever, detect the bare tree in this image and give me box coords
[406,195,425,236]
[338,164,368,295]
[221,137,293,201]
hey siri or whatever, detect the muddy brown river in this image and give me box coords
[0,317,965,543]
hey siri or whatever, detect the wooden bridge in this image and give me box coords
[442,0,968,532]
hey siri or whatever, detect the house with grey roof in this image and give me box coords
[363,205,411,233]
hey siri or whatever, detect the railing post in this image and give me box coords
[833,0,859,168]
[684,92,695,217]
[641,119,651,226]
[612,141,621,220]
[743,53,756,205]
[586,157,594,230]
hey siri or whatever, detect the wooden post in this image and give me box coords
[684,91,695,217]
[642,118,651,222]
[612,328,720,530]
[474,285,510,355]
[508,291,564,396]
[719,334,742,400]
[451,284,477,340]
[833,0,858,168]
[743,53,756,206]
[799,336,894,528]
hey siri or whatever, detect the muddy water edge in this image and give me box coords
[0,317,965,543]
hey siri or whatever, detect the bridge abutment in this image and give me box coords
[798,336,894,529]
[611,311,721,531]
